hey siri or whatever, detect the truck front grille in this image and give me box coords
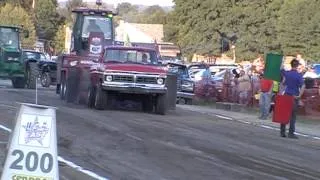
[177,79,182,91]
[136,77,157,84]
[113,75,134,82]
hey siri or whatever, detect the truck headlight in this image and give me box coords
[157,78,164,85]
[105,75,112,82]
[70,61,78,66]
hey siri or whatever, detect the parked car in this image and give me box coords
[166,62,195,104]
[22,49,57,87]
[190,64,237,82]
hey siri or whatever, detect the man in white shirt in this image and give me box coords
[296,54,306,73]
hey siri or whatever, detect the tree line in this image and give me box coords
[0,0,169,54]
[0,0,66,54]
[165,0,320,61]
[3,0,317,62]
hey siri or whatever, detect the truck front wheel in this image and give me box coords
[40,72,51,87]
[155,94,167,115]
[142,96,154,113]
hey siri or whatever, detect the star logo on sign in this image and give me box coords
[23,116,49,146]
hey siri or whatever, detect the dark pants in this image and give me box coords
[280,98,298,135]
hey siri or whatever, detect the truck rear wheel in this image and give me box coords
[66,68,79,103]
[94,84,108,110]
[77,70,90,105]
[12,78,25,88]
[60,74,66,100]
[26,62,39,89]
[155,94,167,115]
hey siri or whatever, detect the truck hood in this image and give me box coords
[105,63,166,74]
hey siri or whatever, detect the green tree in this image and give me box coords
[116,3,168,24]
[65,0,84,22]
[169,0,285,61]
[164,10,179,43]
[53,25,66,54]
[1,0,34,11]
[139,5,167,24]
[0,3,36,47]
[34,0,63,41]
[116,3,140,23]
[117,2,138,16]
[277,0,320,60]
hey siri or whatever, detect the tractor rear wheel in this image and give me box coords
[26,62,39,89]
[76,70,90,105]
[11,77,25,88]
[65,68,79,103]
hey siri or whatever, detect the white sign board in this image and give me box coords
[1,103,59,180]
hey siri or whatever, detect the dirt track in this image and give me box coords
[1,84,320,180]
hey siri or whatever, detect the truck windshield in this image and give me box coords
[104,49,158,65]
[82,16,112,39]
[0,27,19,48]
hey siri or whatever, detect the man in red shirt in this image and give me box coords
[258,73,273,120]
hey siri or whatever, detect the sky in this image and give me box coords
[58,0,174,7]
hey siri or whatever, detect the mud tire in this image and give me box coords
[12,78,25,88]
[155,94,167,115]
[40,72,51,88]
[60,73,66,100]
[26,62,39,89]
[66,68,79,103]
[142,96,154,113]
[87,85,96,109]
[94,84,107,110]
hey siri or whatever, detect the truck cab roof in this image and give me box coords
[104,45,157,52]
[72,7,116,15]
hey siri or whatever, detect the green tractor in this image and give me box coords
[0,25,38,89]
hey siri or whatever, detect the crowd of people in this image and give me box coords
[198,53,316,139]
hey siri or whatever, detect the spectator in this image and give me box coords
[232,69,240,103]
[258,74,273,120]
[238,70,252,105]
[201,64,212,98]
[303,67,318,78]
[280,59,305,138]
[201,64,211,81]
[296,54,306,73]
[269,81,280,114]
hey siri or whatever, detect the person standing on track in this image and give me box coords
[269,80,280,114]
[280,59,305,138]
[258,73,273,120]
